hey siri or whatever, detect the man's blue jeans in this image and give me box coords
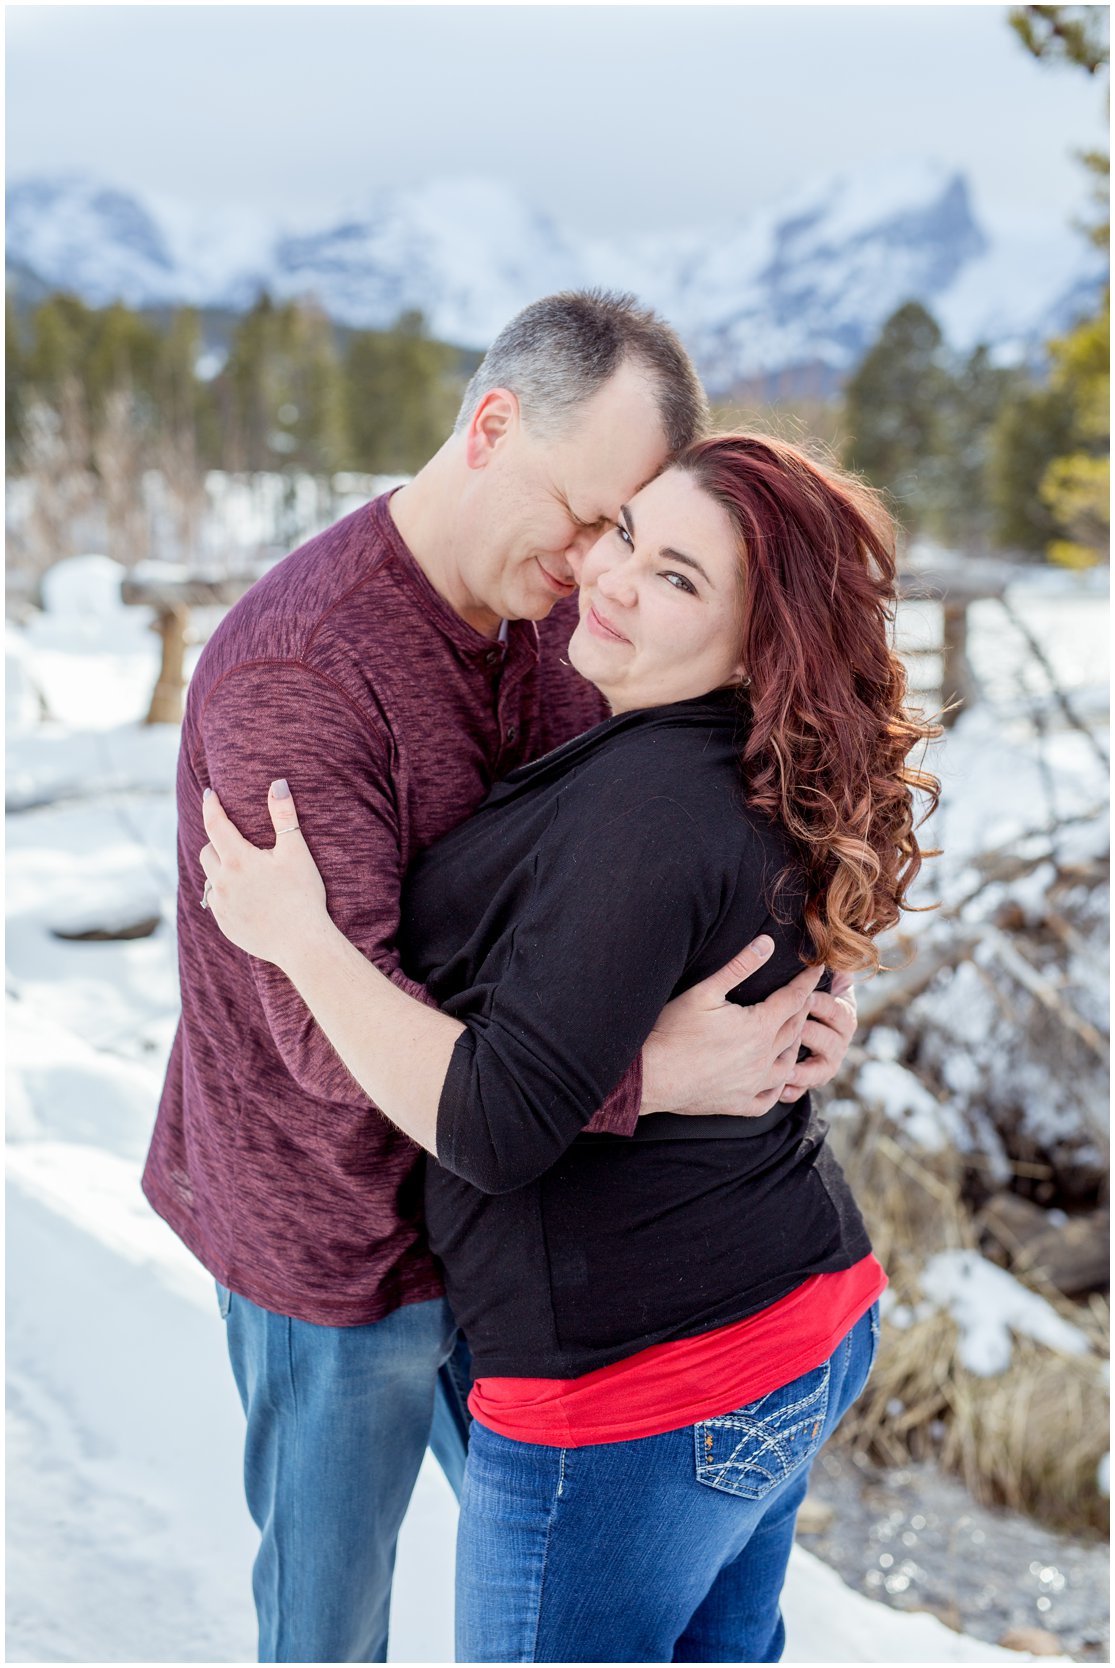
[217,1283,471,1663]
[456,1303,880,1664]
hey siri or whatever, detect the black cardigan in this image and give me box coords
[399,689,871,1378]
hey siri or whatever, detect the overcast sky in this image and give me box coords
[6,4,1106,238]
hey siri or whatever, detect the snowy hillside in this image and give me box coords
[7,162,1101,391]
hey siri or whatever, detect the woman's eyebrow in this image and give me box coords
[662,547,713,586]
[622,505,712,586]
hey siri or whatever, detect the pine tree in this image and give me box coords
[1007,3,1109,565]
[988,382,1077,553]
[934,345,1022,550]
[85,301,161,426]
[271,300,348,475]
[1011,7,1109,250]
[214,295,350,476]
[220,293,277,471]
[7,298,27,471]
[26,294,95,416]
[156,308,210,560]
[1010,5,1109,74]
[841,302,953,538]
[343,311,464,474]
[1040,297,1110,566]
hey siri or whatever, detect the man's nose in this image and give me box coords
[564,525,600,571]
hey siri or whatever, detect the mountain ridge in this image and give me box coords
[7,164,1101,394]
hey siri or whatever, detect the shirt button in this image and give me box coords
[485,648,501,667]
[505,725,517,743]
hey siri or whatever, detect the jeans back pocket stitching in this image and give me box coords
[695,1376,832,1498]
[704,1421,784,1487]
[702,1410,831,1486]
[704,1430,787,1491]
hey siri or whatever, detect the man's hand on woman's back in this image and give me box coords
[639,938,835,1118]
[777,974,858,1103]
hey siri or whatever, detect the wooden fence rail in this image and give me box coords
[122,554,1021,728]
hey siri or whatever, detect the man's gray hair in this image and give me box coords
[454,290,707,455]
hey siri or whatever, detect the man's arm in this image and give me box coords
[197,661,432,1106]
[638,947,825,1118]
[588,935,819,1135]
[638,959,860,1118]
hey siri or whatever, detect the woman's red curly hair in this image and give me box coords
[677,433,940,973]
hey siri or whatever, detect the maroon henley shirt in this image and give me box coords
[142,494,640,1326]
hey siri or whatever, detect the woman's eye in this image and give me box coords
[663,571,697,595]
[615,523,633,548]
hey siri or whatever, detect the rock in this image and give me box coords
[979,1193,1110,1296]
[912,1599,963,1634]
[997,1625,1065,1655]
[50,914,161,942]
[979,1192,1050,1245]
[46,887,163,943]
[794,1495,835,1535]
[1024,1209,1110,1296]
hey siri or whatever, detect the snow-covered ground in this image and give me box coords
[7,555,1106,1664]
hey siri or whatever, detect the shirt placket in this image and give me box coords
[492,631,538,771]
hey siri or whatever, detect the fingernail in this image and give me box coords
[203,788,213,801]
[753,936,774,958]
[271,779,290,799]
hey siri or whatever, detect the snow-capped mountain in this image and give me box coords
[6,164,1100,393]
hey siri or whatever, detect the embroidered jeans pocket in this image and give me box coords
[694,1362,831,1501]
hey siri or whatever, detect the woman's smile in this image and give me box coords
[584,603,631,645]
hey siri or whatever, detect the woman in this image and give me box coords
[200,434,939,1662]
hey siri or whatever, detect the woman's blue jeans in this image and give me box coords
[456,1303,880,1664]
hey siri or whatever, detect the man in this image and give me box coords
[143,290,856,1663]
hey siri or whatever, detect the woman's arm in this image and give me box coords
[200,783,462,1155]
[197,664,445,1110]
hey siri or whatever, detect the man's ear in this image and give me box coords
[464,388,519,470]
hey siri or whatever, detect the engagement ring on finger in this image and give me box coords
[277,823,301,835]
[200,880,213,910]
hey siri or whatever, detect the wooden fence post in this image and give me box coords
[121,574,259,727]
[146,605,190,726]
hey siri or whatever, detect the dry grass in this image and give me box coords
[826,1112,1110,1535]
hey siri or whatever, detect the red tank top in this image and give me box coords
[470,1253,886,1446]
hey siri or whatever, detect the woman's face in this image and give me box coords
[568,467,747,714]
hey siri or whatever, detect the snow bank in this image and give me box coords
[6,721,181,812]
[6,623,47,729]
[6,1150,1073,1663]
[857,1058,969,1153]
[40,554,129,618]
[17,610,162,731]
[919,1251,1093,1377]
